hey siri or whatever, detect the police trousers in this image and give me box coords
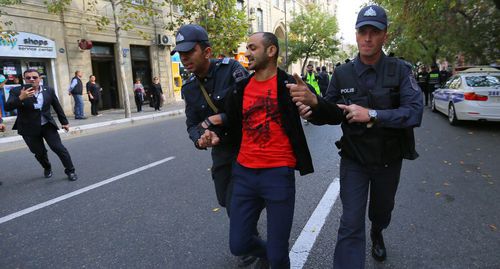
[334,157,402,269]
[229,162,295,269]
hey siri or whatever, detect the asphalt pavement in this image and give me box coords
[0,106,499,268]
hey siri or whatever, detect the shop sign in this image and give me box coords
[0,32,57,58]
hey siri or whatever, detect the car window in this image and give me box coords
[465,75,500,87]
[444,76,457,88]
[449,77,461,89]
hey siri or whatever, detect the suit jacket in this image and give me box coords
[5,86,69,136]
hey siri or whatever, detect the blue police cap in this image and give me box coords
[170,24,209,56]
[355,5,387,30]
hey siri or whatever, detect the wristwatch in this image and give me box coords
[367,109,377,128]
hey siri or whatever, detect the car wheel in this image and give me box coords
[431,99,437,112]
[448,103,459,125]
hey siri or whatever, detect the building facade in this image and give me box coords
[237,0,338,74]
[0,0,176,118]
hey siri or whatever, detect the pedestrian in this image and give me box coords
[417,65,429,105]
[289,5,423,268]
[86,75,102,116]
[5,69,78,181]
[68,70,86,119]
[427,63,440,106]
[208,32,314,268]
[133,78,145,112]
[0,117,5,132]
[0,115,4,185]
[303,64,321,95]
[318,66,330,96]
[151,77,163,111]
[171,24,254,267]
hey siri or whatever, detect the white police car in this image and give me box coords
[431,67,500,125]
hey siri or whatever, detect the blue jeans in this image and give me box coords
[229,162,295,269]
[72,94,84,118]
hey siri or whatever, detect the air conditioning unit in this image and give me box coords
[158,34,174,46]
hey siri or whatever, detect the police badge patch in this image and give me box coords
[233,68,247,82]
[409,75,420,92]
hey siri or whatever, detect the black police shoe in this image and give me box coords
[371,230,387,262]
[67,172,78,181]
[237,255,257,267]
[252,257,270,269]
[44,168,52,178]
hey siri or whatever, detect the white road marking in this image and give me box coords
[290,178,340,268]
[0,156,176,225]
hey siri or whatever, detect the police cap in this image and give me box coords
[355,5,388,30]
[170,24,209,56]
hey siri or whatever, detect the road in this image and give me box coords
[0,108,498,268]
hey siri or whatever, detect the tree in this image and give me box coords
[45,0,165,118]
[373,0,500,65]
[165,0,249,57]
[0,0,21,36]
[287,4,340,73]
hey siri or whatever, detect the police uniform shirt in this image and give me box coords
[324,53,423,129]
[182,58,248,143]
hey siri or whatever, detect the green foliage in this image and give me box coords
[0,0,21,33]
[45,0,164,40]
[287,4,339,72]
[373,0,500,65]
[165,0,249,56]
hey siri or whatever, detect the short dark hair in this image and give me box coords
[23,69,40,76]
[322,66,327,71]
[198,41,211,51]
[252,32,279,59]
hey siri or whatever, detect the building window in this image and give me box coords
[256,8,263,32]
[131,0,144,5]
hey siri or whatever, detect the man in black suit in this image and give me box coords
[5,69,78,181]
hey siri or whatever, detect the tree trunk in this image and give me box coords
[301,53,310,76]
[111,0,131,118]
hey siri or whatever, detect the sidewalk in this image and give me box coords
[0,101,185,145]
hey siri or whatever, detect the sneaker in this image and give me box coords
[44,168,52,178]
[67,172,78,181]
[252,257,270,269]
[237,255,258,267]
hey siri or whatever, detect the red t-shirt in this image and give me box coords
[237,75,296,168]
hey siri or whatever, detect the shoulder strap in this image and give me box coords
[198,81,218,114]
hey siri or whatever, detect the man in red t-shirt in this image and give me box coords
[207,32,313,268]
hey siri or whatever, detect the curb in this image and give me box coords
[0,108,185,145]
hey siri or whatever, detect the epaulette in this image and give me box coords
[182,75,196,87]
[221,57,231,64]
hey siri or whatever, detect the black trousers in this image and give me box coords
[152,92,162,110]
[22,124,75,174]
[134,94,143,112]
[334,157,402,269]
[90,98,99,115]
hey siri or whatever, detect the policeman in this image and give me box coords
[318,66,330,96]
[289,5,423,268]
[427,63,440,106]
[171,24,254,267]
[439,65,451,87]
[417,65,429,105]
[303,64,321,95]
